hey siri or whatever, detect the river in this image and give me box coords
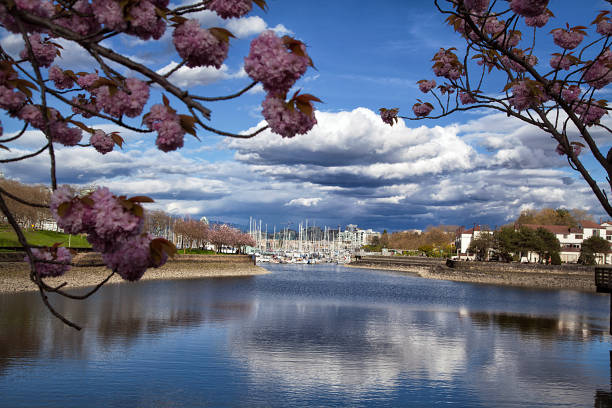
[1,263,611,407]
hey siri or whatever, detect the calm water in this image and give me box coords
[1,263,612,407]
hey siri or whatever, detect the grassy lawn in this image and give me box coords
[0,227,91,248]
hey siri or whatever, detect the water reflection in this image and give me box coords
[0,277,257,374]
[1,265,611,407]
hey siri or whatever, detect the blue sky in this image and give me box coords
[1,0,611,232]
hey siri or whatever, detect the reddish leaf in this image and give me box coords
[69,119,94,134]
[162,94,170,107]
[110,132,124,148]
[57,202,72,217]
[179,114,197,137]
[209,27,235,43]
[252,0,267,11]
[128,195,155,203]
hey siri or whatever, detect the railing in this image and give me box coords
[595,267,612,293]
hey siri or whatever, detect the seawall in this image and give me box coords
[349,256,598,292]
[0,253,267,293]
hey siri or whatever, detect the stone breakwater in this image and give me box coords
[349,256,597,292]
[0,253,268,293]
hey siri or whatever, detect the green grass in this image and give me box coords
[0,228,91,248]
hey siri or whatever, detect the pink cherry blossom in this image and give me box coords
[0,86,26,111]
[379,108,399,126]
[418,80,437,93]
[49,65,75,90]
[509,80,548,111]
[50,122,83,146]
[208,0,253,19]
[92,0,127,32]
[484,16,505,35]
[94,78,150,118]
[552,29,584,50]
[261,94,317,138]
[525,12,550,27]
[501,51,537,73]
[76,72,99,89]
[460,91,477,104]
[90,130,115,154]
[172,20,229,69]
[496,30,521,47]
[509,0,549,18]
[19,34,58,68]
[0,0,54,33]
[71,95,98,118]
[575,102,607,126]
[56,0,100,37]
[102,234,166,281]
[145,104,179,127]
[463,0,489,13]
[144,104,185,152]
[126,0,166,40]
[555,143,582,157]
[597,19,612,36]
[50,185,93,234]
[432,48,463,80]
[155,120,185,152]
[26,247,72,278]
[244,31,310,94]
[549,54,573,70]
[584,50,612,89]
[412,102,434,117]
[561,85,580,103]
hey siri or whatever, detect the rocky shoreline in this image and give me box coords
[0,253,269,293]
[348,258,598,292]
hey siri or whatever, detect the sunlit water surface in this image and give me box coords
[1,264,612,407]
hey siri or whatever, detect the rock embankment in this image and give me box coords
[349,256,597,292]
[0,253,268,293]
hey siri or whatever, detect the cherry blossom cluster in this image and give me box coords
[509,0,549,18]
[500,50,537,73]
[244,31,311,95]
[172,19,230,69]
[25,246,72,278]
[91,0,167,40]
[463,0,489,13]
[584,50,612,90]
[208,0,253,19]
[509,80,548,111]
[432,48,463,81]
[552,27,585,50]
[244,31,318,137]
[261,93,317,138]
[412,102,434,117]
[90,130,115,154]
[18,105,83,146]
[50,185,170,281]
[379,108,399,126]
[575,101,608,126]
[19,34,58,68]
[143,104,186,151]
[418,80,437,93]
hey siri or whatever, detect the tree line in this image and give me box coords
[0,178,254,253]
